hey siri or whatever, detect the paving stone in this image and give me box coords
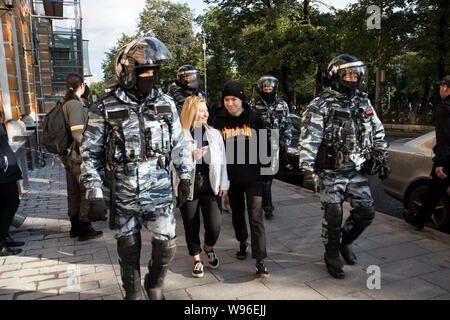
[374,258,439,283]
[366,243,430,263]
[39,292,80,300]
[419,269,450,291]
[363,277,447,300]
[15,290,58,300]
[240,283,326,300]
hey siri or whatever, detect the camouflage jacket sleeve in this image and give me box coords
[299,97,326,171]
[80,103,106,190]
[279,100,293,147]
[167,96,193,180]
[248,99,256,111]
[367,99,388,158]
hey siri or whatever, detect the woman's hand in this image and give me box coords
[218,190,228,197]
[192,148,207,162]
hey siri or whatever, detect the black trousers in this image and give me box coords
[61,156,89,222]
[262,176,274,212]
[0,181,20,241]
[417,165,450,226]
[180,173,222,256]
[228,181,267,260]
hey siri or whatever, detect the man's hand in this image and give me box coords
[0,156,8,173]
[302,170,320,193]
[218,190,228,197]
[177,179,191,208]
[86,188,107,221]
[435,166,448,179]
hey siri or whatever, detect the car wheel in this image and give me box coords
[407,184,450,231]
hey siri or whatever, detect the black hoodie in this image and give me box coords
[433,95,450,169]
[212,102,269,186]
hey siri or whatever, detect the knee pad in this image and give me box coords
[323,203,343,228]
[152,238,177,265]
[352,206,375,227]
[117,233,142,263]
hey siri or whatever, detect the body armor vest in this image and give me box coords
[317,90,374,170]
[100,93,172,171]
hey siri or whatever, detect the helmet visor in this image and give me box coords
[125,37,172,66]
[258,77,278,92]
[179,70,200,89]
[339,65,368,91]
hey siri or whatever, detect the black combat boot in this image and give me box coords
[0,239,22,256]
[69,217,79,238]
[144,238,177,300]
[117,233,143,300]
[323,203,345,279]
[340,206,376,264]
[78,221,103,242]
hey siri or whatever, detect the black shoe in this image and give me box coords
[204,246,219,269]
[340,244,357,265]
[0,242,22,256]
[69,217,79,238]
[255,261,270,278]
[192,261,204,278]
[324,254,345,279]
[236,241,248,260]
[78,222,103,242]
[264,211,274,220]
[5,235,25,247]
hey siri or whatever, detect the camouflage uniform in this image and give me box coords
[299,88,388,273]
[249,95,292,214]
[80,87,192,240]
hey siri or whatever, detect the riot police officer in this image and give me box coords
[299,55,390,279]
[80,37,193,299]
[249,75,292,219]
[168,64,208,114]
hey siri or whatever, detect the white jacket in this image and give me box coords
[173,125,229,200]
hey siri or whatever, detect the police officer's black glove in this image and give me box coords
[279,146,292,170]
[177,179,191,208]
[378,158,391,180]
[302,170,320,193]
[261,174,273,183]
[86,188,107,222]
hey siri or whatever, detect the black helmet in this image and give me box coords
[325,54,368,94]
[115,37,172,90]
[177,65,200,90]
[257,75,278,95]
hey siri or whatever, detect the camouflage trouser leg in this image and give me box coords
[319,169,375,246]
[114,203,176,241]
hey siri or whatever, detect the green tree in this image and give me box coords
[136,0,204,93]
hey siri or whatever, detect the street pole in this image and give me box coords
[203,33,207,96]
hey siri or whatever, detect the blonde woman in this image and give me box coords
[174,96,229,278]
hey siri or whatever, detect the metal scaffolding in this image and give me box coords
[30,0,83,113]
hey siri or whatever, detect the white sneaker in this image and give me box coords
[192,261,204,278]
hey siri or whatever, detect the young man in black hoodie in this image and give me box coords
[212,80,270,278]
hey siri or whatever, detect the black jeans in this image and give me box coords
[180,173,222,256]
[262,176,274,212]
[61,156,89,222]
[228,181,267,260]
[417,164,450,226]
[0,181,20,241]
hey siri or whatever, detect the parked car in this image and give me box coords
[275,113,303,183]
[381,131,450,231]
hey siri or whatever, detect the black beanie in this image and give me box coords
[222,80,247,101]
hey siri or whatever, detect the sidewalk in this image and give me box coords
[1,161,450,300]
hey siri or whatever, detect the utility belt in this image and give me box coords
[316,144,351,170]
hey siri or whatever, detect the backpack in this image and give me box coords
[42,100,73,155]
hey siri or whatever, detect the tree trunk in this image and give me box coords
[437,0,449,79]
[303,0,311,25]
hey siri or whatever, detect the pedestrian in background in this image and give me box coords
[212,80,270,279]
[0,107,25,256]
[61,73,102,242]
[404,75,450,230]
[175,96,229,278]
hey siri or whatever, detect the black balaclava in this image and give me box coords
[135,68,155,95]
[260,91,275,104]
